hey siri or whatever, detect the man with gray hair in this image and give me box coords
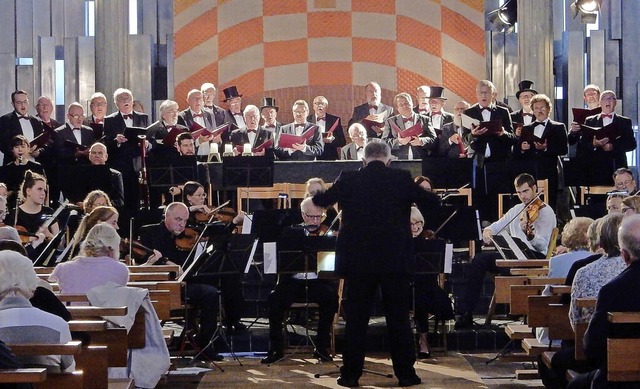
[381,92,436,160]
[274,100,323,161]
[229,105,272,156]
[52,102,96,165]
[580,214,640,389]
[146,99,189,163]
[340,123,367,160]
[201,82,226,125]
[348,81,394,139]
[312,139,439,387]
[84,92,108,126]
[178,89,219,160]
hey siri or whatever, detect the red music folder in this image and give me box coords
[278,126,317,148]
[572,107,601,125]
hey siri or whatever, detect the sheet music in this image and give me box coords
[241,214,252,234]
[244,239,259,274]
[499,230,527,260]
[444,244,453,274]
[263,242,277,274]
[461,113,480,129]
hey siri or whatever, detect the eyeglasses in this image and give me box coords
[615,179,633,188]
[410,221,423,227]
[302,212,325,220]
[69,114,85,120]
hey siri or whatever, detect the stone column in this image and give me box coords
[95,0,129,112]
[517,0,554,97]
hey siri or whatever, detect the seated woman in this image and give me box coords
[547,217,593,278]
[7,170,59,261]
[181,181,243,226]
[64,205,119,261]
[410,206,453,359]
[82,190,113,215]
[50,223,129,294]
[0,251,75,373]
[621,195,640,218]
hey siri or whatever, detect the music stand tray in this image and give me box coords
[222,156,274,190]
[57,165,112,203]
[422,157,473,189]
[250,209,303,243]
[182,234,258,282]
[414,239,446,275]
[276,236,337,274]
[490,232,537,260]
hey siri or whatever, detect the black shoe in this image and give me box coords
[196,348,224,362]
[417,350,431,359]
[337,376,359,387]
[454,313,474,329]
[398,374,422,387]
[261,350,284,364]
[313,348,333,362]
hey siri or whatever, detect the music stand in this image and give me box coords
[222,155,274,190]
[431,206,482,242]
[414,239,446,275]
[33,230,67,267]
[422,158,474,189]
[148,162,198,190]
[274,236,338,361]
[183,234,257,366]
[250,209,303,243]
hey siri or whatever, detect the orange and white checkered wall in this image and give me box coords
[174,0,485,121]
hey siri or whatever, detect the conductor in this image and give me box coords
[312,139,439,387]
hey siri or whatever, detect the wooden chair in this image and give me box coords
[607,312,640,382]
[579,185,613,205]
[236,183,290,213]
[497,179,549,219]
[7,341,84,389]
[546,227,560,259]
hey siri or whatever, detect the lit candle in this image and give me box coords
[243,143,252,154]
[224,144,232,154]
[211,143,218,154]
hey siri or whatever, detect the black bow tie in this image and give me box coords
[402,117,413,123]
[192,113,203,118]
[481,107,491,112]
[73,128,81,131]
[601,113,613,119]
[18,116,29,120]
[523,113,534,118]
[247,129,257,133]
[317,117,325,122]
[265,124,275,128]
[533,121,546,127]
[122,114,133,120]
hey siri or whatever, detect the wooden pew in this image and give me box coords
[0,368,47,383]
[607,312,640,383]
[7,341,84,389]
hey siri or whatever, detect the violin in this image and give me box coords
[120,238,169,265]
[194,206,237,224]
[174,227,202,251]
[15,225,39,244]
[15,200,69,244]
[521,198,546,240]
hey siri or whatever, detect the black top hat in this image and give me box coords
[260,97,279,112]
[516,80,538,99]
[427,86,447,100]
[222,86,243,102]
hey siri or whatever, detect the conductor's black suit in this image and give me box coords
[313,159,439,384]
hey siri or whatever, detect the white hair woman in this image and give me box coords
[50,223,129,294]
[0,251,75,373]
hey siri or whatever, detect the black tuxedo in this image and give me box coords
[427,110,454,131]
[229,126,272,149]
[306,113,345,161]
[313,161,440,382]
[584,261,640,389]
[262,121,281,135]
[340,142,364,160]
[463,104,517,164]
[274,122,323,161]
[574,113,636,184]
[436,122,470,158]
[0,111,46,165]
[145,121,188,165]
[348,102,394,139]
[381,113,436,159]
[52,124,95,165]
[203,104,227,126]
[38,117,61,134]
[103,111,149,213]
[510,109,535,127]
[224,109,245,130]
[512,120,568,209]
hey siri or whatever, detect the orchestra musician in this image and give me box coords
[304,177,339,234]
[261,197,339,364]
[0,135,46,208]
[455,173,556,329]
[66,205,119,260]
[87,143,125,209]
[613,167,638,195]
[139,202,223,361]
[312,140,438,387]
[410,206,454,359]
[8,170,60,261]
